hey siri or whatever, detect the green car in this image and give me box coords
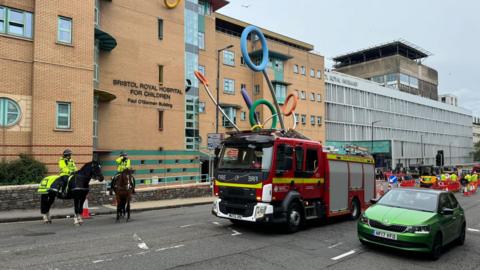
[358,188,465,260]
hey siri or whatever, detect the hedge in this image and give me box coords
[0,154,47,185]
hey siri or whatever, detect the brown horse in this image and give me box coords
[113,169,135,222]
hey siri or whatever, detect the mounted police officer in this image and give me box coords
[110,151,135,195]
[58,149,77,198]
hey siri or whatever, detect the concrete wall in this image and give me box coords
[334,55,438,100]
[0,182,212,211]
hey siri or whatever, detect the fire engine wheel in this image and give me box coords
[350,199,361,220]
[285,202,304,233]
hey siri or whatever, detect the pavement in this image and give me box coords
[1,191,480,270]
[0,196,215,223]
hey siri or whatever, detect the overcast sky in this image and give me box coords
[218,0,480,116]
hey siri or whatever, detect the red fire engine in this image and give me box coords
[212,129,376,232]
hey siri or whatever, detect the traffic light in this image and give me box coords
[436,150,444,167]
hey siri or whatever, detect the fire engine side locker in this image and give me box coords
[363,163,375,204]
[328,160,349,212]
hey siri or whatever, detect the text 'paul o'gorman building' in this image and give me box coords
[0,0,325,182]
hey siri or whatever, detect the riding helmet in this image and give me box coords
[63,149,72,157]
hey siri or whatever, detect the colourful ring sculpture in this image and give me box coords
[241,87,253,108]
[249,99,277,129]
[282,93,298,116]
[194,71,208,86]
[164,0,181,9]
[240,25,269,72]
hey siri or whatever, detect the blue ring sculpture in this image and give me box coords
[240,25,269,72]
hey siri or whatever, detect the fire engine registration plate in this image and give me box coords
[228,214,243,220]
[373,230,397,240]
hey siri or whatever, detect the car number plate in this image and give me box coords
[373,230,397,240]
[228,214,242,219]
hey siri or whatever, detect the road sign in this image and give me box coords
[207,133,224,150]
[388,175,398,184]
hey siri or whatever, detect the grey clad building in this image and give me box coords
[333,40,438,100]
[325,71,472,169]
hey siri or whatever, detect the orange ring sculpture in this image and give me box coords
[194,71,208,86]
[282,93,298,116]
[164,0,181,9]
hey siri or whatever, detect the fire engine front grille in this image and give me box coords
[369,220,407,233]
[219,200,255,217]
[219,187,256,201]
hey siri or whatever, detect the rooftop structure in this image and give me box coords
[333,39,431,69]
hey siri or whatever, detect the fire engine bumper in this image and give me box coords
[211,199,275,222]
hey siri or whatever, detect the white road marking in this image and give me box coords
[467,228,480,232]
[231,229,242,236]
[328,242,343,249]
[155,244,185,252]
[136,251,150,255]
[212,222,221,225]
[92,260,104,264]
[133,233,142,241]
[180,224,195,228]
[331,250,356,261]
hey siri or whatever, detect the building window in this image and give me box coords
[222,107,236,127]
[94,0,100,27]
[316,93,322,102]
[310,68,315,77]
[240,111,246,121]
[310,115,315,125]
[56,102,71,129]
[0,98,21,127]
[300,90,306,100]
[158,110,164,130]
[199,102,205,113]
[1,7,33,38]
[158,65,164,85]
[294,113,299,124]
[223,78,235,94]
[158,18,163,40]
[300,66,306,75]
[57,16,72,44]
[274,84,287,104]
[223,50,235,66]
[254,84,260,95]
[293,64,298,74]
[301,114,306,125]
[198,65,205,76]
[316,70,322,79]
[241,83,246,90]
[198,32,205,50]
[240,56,245,66]
[317,116,322,126]
[310,92,315,101]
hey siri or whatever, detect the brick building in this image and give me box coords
[0,0,325,182]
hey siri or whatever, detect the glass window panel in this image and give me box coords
[59,30,71,43]
[58,104,69,114]
[57,116,69,127]
[316,70,322,79]
[223,50,235,66]
[8,24,23,35]
[293,64,298,73]
[198,32,204,50]
[310,68,315,77]
[9,9,23,23]
[24,12,32,38]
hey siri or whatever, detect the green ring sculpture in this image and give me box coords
[249,99,278,129]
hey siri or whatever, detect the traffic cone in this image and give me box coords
[463,186,470,196]
[81,199,91,219]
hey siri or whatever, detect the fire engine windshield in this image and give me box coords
[219,143,273,171]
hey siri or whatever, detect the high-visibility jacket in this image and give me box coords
[59,158,77,176]
[116,157,131,172]
[440,174,447,182]
[472,174,478,183]
[465,174,472,182]
[450,174,458,182]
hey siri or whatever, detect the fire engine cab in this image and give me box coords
[211,129,376,232]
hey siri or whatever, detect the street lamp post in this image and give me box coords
[215,44,234,133]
